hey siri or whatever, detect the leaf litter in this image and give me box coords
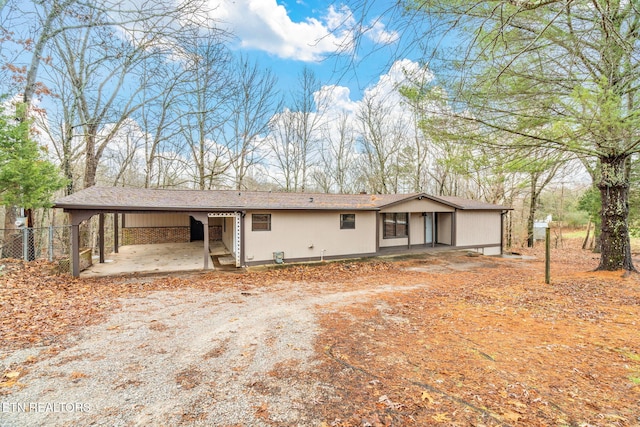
[0,238,638,426]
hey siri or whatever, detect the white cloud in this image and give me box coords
[364,20,399,45]
[314,85,358,115]
[362,59,434,106]
[208,1,359,62]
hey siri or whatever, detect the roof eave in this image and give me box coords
[55,204,380,212]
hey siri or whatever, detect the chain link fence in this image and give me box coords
[0,226,71,262]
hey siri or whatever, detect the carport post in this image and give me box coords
[71,223,80,277]
[114,213,119,253]
[68,210,96,277]
[99,213,105,263]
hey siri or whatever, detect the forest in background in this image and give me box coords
[0,0,638,261]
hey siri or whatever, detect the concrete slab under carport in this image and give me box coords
[80,241,229,278]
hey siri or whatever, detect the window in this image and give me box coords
[252,214,271,231]
[340,213,355,229]
[383,213,408,238]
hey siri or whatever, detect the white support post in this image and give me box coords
[235,212,242,267]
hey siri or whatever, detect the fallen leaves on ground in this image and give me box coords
[310,239,640,426]
[0,256,401,355]
[1,238,639,426]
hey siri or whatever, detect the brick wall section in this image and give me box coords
[121,226,223,245]
[209,225,222,241]
[122,227,190,245]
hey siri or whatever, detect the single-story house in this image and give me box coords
[54,186,511,276]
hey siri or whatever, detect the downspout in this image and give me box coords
[432,212,435,247]
[407,212,411,249]
[501,210,507,255]
[375,211,380,253]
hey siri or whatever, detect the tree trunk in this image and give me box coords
[582,220,591,250]
[83,126,99,189]
[2,206,18,259]
[597,155,636,271]
[526,182,538,248]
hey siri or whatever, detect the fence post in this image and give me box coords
[545,227,551,284]
[22,227,28,261]
[49,226,54,262]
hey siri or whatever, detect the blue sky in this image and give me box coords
[0,0,418,109]
[208,0,409,103]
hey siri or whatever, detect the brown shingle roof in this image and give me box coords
[54,187,412,211]
[428,195,510,210]
[53,187,509,212]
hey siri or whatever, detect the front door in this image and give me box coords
[424,213,433,245]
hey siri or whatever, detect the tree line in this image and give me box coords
[1,0,638,271]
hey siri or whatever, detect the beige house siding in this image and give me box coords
[378,199,456,248]
[221,217,236,257]
[409,213,425,245]
[455,211,502,247]
[243,210,377,263]
[379,235,409,248]
[437,213,453,245]
[381,199,455,213]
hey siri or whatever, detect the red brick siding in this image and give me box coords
[121,226,223,245]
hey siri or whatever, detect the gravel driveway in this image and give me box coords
[1,280,422,426]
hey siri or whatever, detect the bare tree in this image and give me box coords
[36,55,83,196]
[357,95,405,194]
[177,27,234,190]
[99,119,145,187]
[315,111,359,193]
[3,0,208,115]
[136,54,190,189]
[44,3,215,190]
[224,56,281,190]
[290,67,322,192]
[268,109,302,192]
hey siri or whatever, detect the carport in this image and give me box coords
[79,241,233,277]
[53,187,245,277]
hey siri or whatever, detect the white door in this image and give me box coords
[424,213,433,244]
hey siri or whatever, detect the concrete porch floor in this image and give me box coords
[80,241,232,278]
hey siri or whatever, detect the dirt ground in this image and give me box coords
[1,239,639,426]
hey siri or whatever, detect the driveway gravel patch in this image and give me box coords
[1,282,423,426]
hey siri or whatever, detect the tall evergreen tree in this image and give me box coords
[381,0,640,271]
